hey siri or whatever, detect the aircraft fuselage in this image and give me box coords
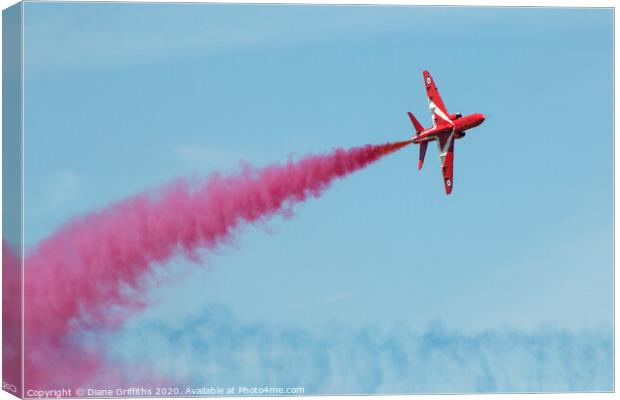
[411,113,485,144]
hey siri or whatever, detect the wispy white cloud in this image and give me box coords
[24,4,414,76]
[286,293,353,311]
[174,145,248,170]
[104,304,613,394]
[32,170,81,216]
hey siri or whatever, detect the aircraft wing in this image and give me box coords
[436,132,455,195]
[423,70,453,127]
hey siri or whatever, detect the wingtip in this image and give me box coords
[418,160,423,170]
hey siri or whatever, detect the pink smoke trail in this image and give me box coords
[23,140,410,389]
[3,241,21,396]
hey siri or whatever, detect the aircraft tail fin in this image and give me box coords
[418,142,428,170]
[407,112,424,134]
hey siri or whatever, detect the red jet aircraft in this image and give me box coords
[407,70,485,195]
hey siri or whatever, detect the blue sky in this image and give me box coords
[22,3,612,393]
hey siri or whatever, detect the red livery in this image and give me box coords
[408,70,485,195]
